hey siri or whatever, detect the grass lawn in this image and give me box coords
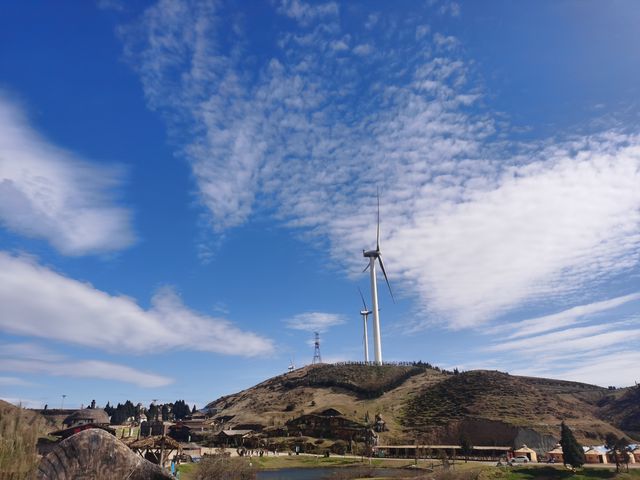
[495,466,640,480]
[178,462,197,479]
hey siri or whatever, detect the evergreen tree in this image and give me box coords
[123,400,135,419]
[148,403,158,421]
[172,400,188,420]
[559,422,585,468]
[459,434,472,463]
[192,404,197,414]
[161,404,169,421]
[110,405,127,425]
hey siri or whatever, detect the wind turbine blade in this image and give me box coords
[362,262,370,273]
[378,255,395,303]
[358,287,368,310]
[376,188,380,252]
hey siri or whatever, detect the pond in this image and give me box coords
[257,466,422,480]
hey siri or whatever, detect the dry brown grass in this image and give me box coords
[207,364,632,446]
[193,456,257,480]
[0,401,48,480]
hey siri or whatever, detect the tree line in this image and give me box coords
[103,399,197,425]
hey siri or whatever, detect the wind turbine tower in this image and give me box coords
[288,356,295,373]
[363,192,394,365]
[312,332,322,364]
[358,288,372,363]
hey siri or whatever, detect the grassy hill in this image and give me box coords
[206,364,637,450]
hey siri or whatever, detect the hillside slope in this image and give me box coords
[597,385,640,439]
[206,364,635,451]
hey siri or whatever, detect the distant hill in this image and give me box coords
[206,363,638,452]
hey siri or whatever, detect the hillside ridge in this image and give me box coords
[206,363,639,450]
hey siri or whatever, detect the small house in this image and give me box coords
[513,444,537,462]
[546,444,564,463]
[584,446,608,464]
[631,444,640,463]
[62,408,110,428]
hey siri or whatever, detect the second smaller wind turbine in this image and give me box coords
[288,356,295,373]
[358,288,372,363]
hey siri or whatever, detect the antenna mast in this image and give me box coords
[312,332,322,364]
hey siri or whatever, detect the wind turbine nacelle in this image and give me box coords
[360,310,371,316]
[363,249,379,258]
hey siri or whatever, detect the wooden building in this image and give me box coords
[129,435,181,468]
[216,429,254,447]
[373,444,512,461]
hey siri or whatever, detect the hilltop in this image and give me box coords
[206,363,639,451]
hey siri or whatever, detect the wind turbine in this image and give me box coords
[358,288,372,363]
[288,356,295,373]
[363,191,394,365]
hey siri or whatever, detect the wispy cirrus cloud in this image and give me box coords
[488,323,640,355]
[0,343,171,388]
[0,397,44,409]
[492,292,640,339]
[285,312,346,333]
[0,94,136,256]
[118,0,640,335]
[484,293,640,386]
[0,376,35,387]
[0,252,274,357]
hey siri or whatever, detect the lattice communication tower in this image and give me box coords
[312,332,322,364]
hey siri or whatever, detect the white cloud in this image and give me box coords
[390,138,640,327]
[433,33,458,50]
[493,293,640,339]
[277,0,338,26]
[0,376,34,387]
[119,1,640,334]
[510,350,640,388]
[549,350,640,387]
[285,312,346,332]
[483,295,640,387]
[429,0,460,17]
[1,358,172,388]
[353,43,372,56]
[0,252,274,356]
[488,324,640,355]
[0,342,172,388]
[0,95,136,255]
[415,25,430,40]
[0,397,44,409]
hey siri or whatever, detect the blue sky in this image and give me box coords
[1,0,640,410]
